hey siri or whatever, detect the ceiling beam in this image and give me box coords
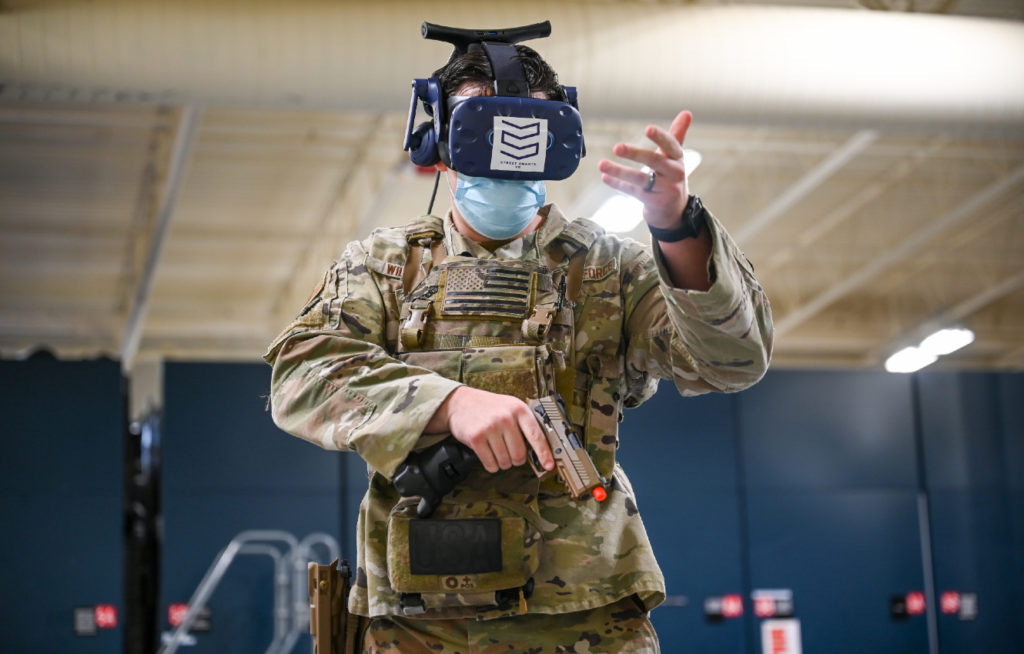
[735,129,878,244]
[4,3,1023,132]
[869,267,1024,361]
[997,345,1024,370]
[119,105,201,372]
[776,162,1024,336]
[0,104,169,129]
[930,269,1024,327]
[763,137,947,272]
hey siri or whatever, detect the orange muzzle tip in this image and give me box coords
[592,486,607,502]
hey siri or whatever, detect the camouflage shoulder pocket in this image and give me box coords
[263,268,335,363]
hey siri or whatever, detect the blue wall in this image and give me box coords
[1,360,1021,653]
[0,356,124,654]
[619,370,1023,654]
[740,371,927,654]
[620,371,932,654]
[1000,375,1024,649]
[916,373,1024,653]
[617,390,748,653]
[160,362,347,653]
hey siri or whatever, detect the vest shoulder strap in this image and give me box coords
[546,216,605,303]
[555,216,604,253]
[402,215,446,296]
[361,215,445,287]
[405,214,445,245]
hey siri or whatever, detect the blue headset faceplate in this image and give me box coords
[448,97,583,181]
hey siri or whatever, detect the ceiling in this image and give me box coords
[1,0,1022,376]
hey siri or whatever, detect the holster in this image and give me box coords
[308,559,369,654]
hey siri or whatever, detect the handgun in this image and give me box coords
[392,394,607,518]
[526,395,608,503]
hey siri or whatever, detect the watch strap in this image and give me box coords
[648,195,706,242]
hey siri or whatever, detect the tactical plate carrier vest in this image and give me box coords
[378,214,599,615]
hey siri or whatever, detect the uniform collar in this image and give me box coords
[442,204,571,262]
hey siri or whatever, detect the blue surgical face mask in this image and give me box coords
[452,172,546,240]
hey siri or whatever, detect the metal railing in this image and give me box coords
[158,529,340,654]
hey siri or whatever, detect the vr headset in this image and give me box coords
[403,21,585,181]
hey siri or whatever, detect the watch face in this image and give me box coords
[684,195,702,220]
[684,196,705,232]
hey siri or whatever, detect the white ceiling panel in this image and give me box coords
[1,0,1021,372]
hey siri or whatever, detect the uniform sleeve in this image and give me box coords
[263,239,463,478]
[623,208,774,397]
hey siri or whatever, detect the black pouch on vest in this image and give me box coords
[386,491,543,610]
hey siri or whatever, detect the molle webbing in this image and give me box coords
[422,334,511,349]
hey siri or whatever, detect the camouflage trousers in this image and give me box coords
[361,595,659,654]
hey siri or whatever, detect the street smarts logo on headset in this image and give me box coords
[490,116,549,173]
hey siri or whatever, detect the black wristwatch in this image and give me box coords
[647,195,706,242]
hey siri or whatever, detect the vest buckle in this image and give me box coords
[522,305,556,342]
[399,593,426,616]
[401,300,432,349]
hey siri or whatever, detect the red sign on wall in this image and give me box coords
[751,589,795,619]
[722,594,744,618]
[168,603,189,628]
[940,592,960,615]
[906,592,926,616]
[761,619,803,654]
[166,603,213,632]
[754,597,776,618]
[94,604,118,629]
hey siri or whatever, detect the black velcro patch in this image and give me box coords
[409,519,502,575]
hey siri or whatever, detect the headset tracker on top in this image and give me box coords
[403,21,586,181]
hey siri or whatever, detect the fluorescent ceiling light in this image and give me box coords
[884,326,975,373]
[919,328,975,356]
[885,346,938,374]
[592,148,702,233]
[593,195,644,233]
[682,149,702,178]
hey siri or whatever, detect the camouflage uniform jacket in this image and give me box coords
[264,203,773,620]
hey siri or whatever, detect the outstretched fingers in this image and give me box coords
[645,124,685,161]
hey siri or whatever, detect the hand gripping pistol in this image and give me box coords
[393,393,608,518]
